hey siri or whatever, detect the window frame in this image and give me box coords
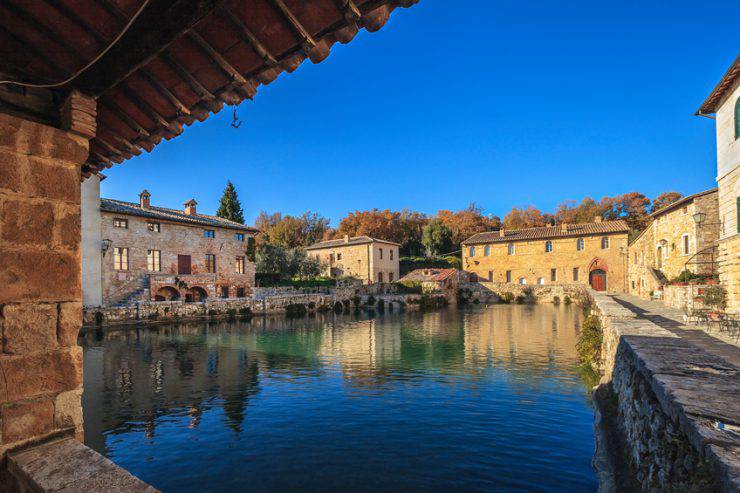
[573,267,579,281]
[506,270,512,283]
[205,253,216,273]
[545,240,553,253]
[204,229,215,239]
[682,234,690,255]
[469,246,475,257]
[236,256,245,274]
[235,233,245,242]
[113,247,129,271]
[576,237,585,251]
[146,249,161,272]
[550,268,557,282]
[147,222,160,232]
[601,237,609,249]
[113,218,128,229]
[484,245,491,256]
[507,243,515,255]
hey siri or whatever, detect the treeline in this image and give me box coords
[251,191,684,256]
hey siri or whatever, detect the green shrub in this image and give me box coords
[553,296,561,305]
[342,299,351,310]
[564,295,572,305]
[308,302,316,310]
[226,308,237,319]
[147,312,159,320]
[333,302,343,313]
[672,269,700,283]
[393,281,423,294]
[515,295,526,304]
[704,285,727,311]
[399,256,460,275]
[576,314,603,373]
[207,309,217,316]
[367,295,376,305]
[285,304,307,317]
[238,307,252,317]
[499,292,514,304]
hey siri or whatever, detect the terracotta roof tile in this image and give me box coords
[305,236,400,250]
[101,198,258,232]
[399,268,459,282]
[463,220,629,245]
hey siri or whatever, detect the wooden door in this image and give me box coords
[590,269,606,291]
[178,255,191,275]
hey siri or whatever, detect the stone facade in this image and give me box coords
[699,59,740,313]
[99,193,257,306]
[462,220,629,293]
[627,189,719,299]
[0,113,86,454]
[306,236,400,283]
[81,175,103,307]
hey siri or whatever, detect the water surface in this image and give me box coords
[82,305,597,492]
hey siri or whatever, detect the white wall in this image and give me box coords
[81,175,102,307]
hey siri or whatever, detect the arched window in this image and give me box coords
[735,97,740,140]
[577,238,585,251]
[601,237,610,249]
[518,277,527,285]
[508,243,515,255]
[545,240,553,253]
[469,246,475,257]
[484,245,491,256]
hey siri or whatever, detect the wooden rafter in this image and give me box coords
[219,8,278,67]
[139,69,191,115]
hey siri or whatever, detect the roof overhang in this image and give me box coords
[0,0,420,177]
[696,55,740,116]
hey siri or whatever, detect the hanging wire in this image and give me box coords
[0,0,151,89]
[231,106,242,128]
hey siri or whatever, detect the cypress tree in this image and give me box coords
[216,181,245,224]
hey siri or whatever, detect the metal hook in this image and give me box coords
[231,107,242,128]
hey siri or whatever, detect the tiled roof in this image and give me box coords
[649,188,717,218]
[463,220,629,245]
[696,55,740,115]
[100,198,258,232]
[399,268,459,283]
[305,236,400,250]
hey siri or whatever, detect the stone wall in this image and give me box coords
[662,284,714,311]
[307,240,400,283]
[459,281,589,304]
[590,292,738,491]
[462,230,629,293]
[0,114,86,455]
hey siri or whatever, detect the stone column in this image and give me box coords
[0,112,89,454]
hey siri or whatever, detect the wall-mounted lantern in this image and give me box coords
[101,238,112,256]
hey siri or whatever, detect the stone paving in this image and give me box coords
[612,294,740,367]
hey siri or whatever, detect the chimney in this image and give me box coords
[343,234,350,243]
[499,229,505,237]
[594,215,603,223]
[184,199,197,215]
[139,189,151,209]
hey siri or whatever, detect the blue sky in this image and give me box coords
[101,0,738,226]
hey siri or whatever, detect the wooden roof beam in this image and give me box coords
[100,99,160,149]
[219,8,278,67]
[188,32,257,100]
[74,0,228,97]
[118,84,184,136]
[160,53,223,113]
[139,69,191,115]
[268,0,331,63]
[97,136,137,159]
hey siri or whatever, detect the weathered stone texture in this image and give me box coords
[58,302,83,347]
[1,397,55,444]
[307,239,400,283]
[0,347,83,404]
[0,249,80,304]
[1,303,58,354]
[0,200,54,246]
[54,387,83,430]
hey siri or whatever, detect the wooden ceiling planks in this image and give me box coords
[0,0,419,174]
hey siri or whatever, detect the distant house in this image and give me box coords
[82,180,258,306]
[399,268,469,292]
[461,218,630,293]
[306,235,400,284]
[628,188,719,299]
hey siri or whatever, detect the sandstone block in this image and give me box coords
[0,347,83,403]
[57,302,82,347]
[54,387,83,429]
[53,204,81,251]
[0,200,54,246]
[1,397,54,443]
[0,249,80,304]
[0,113,89,164]
[27,161,80,203]
[1,302,58,354]
[0,150,24,194]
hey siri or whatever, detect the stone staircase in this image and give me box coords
[111,275,151,307]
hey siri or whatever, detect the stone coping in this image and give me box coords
[591,291,740,492]
[8,437,158,492]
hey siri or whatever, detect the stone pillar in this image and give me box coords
[0,112,89,454]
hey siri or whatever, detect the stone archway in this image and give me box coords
[186,286,208,302]
[588,258,608,291]
[154,286,180,301]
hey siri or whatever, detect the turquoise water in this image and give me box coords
[81,305,598,492]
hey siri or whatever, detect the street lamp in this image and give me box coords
[101,238,112,256]
[692,211,706,226]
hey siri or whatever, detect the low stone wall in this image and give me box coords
[590,291,739,492]
[662,284,712,311]
[459,282,589,304]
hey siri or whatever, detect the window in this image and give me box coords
[545,240,553,253]
[484,245,491,256]
[235,233,245,242]
[113,218,127,229]
[330,253,335,263]
[537,277,544,285]
[601,237,609,249]
[236,256,245,274]
[573,267,579,281]
[389,272,394,282]
[632,281,635,290]
[577,238,585,251]
[390,249,394,260]
[551,268,557,282]
[205,254,216,273]
[220,286,229,298]
[682,234,690,255]
[379,248,384,260]
[508,243,515,255]
[204,229,215,238]
[506,270,512,283]
[147,222,160,232]
[147,249,161,272]
[735,97,740,140]
[236,287,245,298]
[518,277,527,285]
[488,270,493,281]
[378,272,384,283]
[113,247,128,270]
[469,246,475,257]
[337,253,342,261]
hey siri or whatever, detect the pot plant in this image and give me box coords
[702,285,727,320]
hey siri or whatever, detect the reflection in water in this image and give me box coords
[82,305,597,492]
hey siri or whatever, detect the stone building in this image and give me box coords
[89,190,258,306]
[399,268,470,293]
[462,219,629,293]
[697,56,740,313]
[306,236,400,283]
[628,188,719,299]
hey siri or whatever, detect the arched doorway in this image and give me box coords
[154,286,180,301]
[590,269,607,291]
[186,286,208,302]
